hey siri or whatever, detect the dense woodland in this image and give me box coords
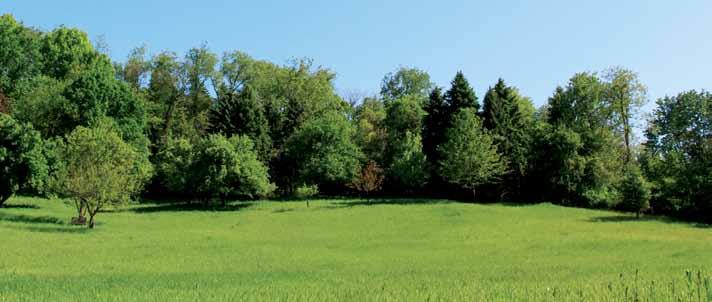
[1,14,710,227]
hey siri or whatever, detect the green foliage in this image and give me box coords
[643,90,712,221]
[208,86,272,161]
[154,137,195,194]
[0,14,43,96]
[191,134,275,201]
[619,165,651,218]
[540,73,626,207]
[10,75,72,138]
[115,45,151,90]
[444,71,479,116]
[482,79,534,198]
[285,112,363,193]
[422,87,447,169]
[385,95,426,138]
[51,121,146,228]
[62,58,149,149]
[294,184,319,200]
[0,114,47,206]
[604,67,647,162]
[387,131,429,191]
[380,66,433,103]
[353,98,387,164]
[40,26,97,79]
[439,109,507,199]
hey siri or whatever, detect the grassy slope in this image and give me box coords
[0,197,710,301]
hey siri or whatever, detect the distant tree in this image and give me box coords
[619,164,651,219]
[40,26,97,79]
[444,72,479,118]
[438,109,507,200]
[0,114,47,207]
[422,87,447,168]
[604,67,647,163]
[385,95,426,139]
[482,79,533,198]
[61,57,150,151]
[284,112,363,194]
[353,97,388,164]
[182,44,217,136]
[544,73,624,207]
[154,137,195,195]
[52,122,145,228]
[115,45,151,90]
[380,67,433,103]
[643,90,712,221]
[387,131,430,192]
[208,86,272,161]
[0,14,43,96]
[350,160,385,198]
[384,95,427,189]
[191,134,275,205]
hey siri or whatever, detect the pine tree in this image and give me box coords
[444,71,479,119]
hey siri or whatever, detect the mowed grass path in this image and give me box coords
[1,197,711,301]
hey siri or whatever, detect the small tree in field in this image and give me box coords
[350,160,384,199]
[53,122,145,228]
[439,109,507,200]
[619,165,651,219]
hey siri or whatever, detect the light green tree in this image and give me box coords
[439,109,507,200]
[52,121,147,228]
[284,112,363,194]
[191,134,275,205]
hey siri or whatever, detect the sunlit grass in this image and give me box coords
[1,196,710,301]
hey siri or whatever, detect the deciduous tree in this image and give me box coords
[438,109,506,200]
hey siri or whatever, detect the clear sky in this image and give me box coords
[4,0,711,111]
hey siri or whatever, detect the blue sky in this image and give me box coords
[4,0,712,112]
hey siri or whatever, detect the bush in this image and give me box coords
[191,134,274,204]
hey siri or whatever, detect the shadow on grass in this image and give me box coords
[132,202,254,213]
[588,214,712,229]
[6,224,89,234]
[1,204,40,209]
[322,198,452,210]
[0,212,65,225]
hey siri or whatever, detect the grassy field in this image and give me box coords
[1,196,711,301]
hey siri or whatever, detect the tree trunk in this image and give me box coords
[472,188,477,201]
[88,214,96,229]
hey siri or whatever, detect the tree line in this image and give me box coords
[0,14,710,227]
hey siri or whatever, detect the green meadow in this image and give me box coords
[1,196,711,301]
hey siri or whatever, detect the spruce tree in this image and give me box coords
[444,71,479,118]
[208,86,272,162]
[482,78,532,198]
[423,87,447,174]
